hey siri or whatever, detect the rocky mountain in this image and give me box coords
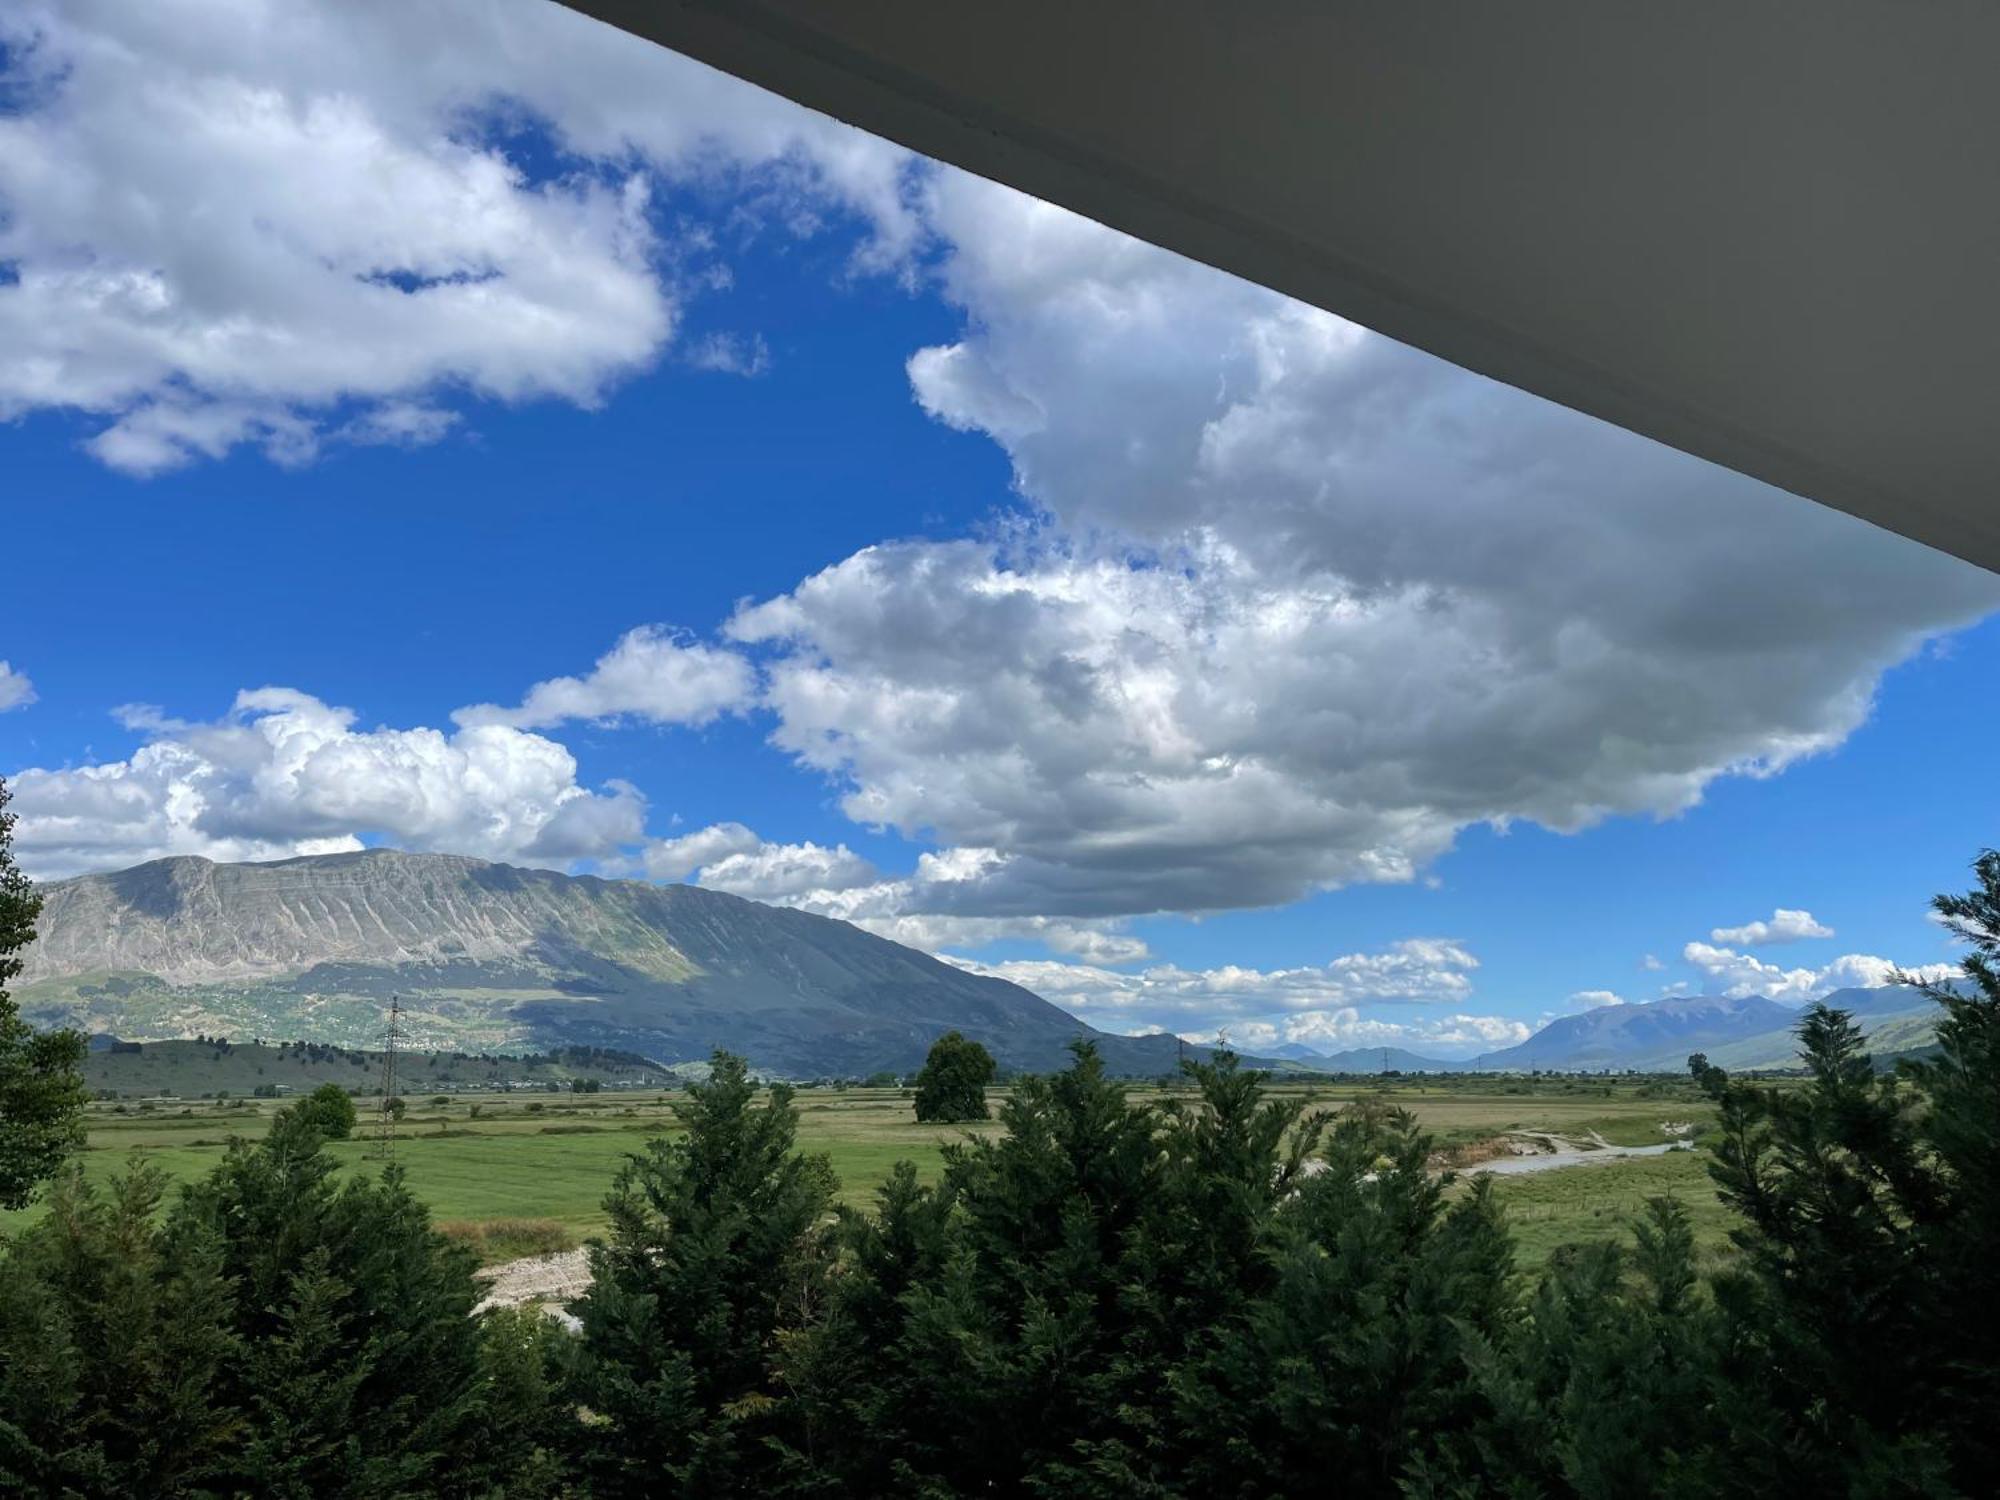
[1212,984,1953,1078]
[1480,994,1798,1072]
[16,851,1200,1078]
[1692,984,1945,1070]
[1471,985,1951,1073]
[24,852,1949,1080]
[1816,983,1939,1018]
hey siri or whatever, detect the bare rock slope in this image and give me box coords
[18,850,1188,1077]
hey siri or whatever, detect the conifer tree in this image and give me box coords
[1061,1049,1329,1491]
[175,1108,509,1496]
[1675,850,2000,1496]
[0,1116,558,1497]
[0,1164,237,1495]
[763,1158,966,1495]
[1168,1096,1514,1497]
[930,1040,1162,1488]
[569,1050,836,1496]
[1430,1199,1740,1498]
[0,774,85,1209]
[473,1306,575,1498]
[1896,848,2000,1487]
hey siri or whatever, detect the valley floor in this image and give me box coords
[1,1078,1727,1270]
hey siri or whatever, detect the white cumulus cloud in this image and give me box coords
[1569,990,1627,1009]
[634,823,1148,961]
[9,687,645,878]
[723,172,1999,920]
[696,840,882,905]
[1710,908,1835,946]
[454,626,754,731]
[1682,941,1954,1004]
[640,821,765,882]
[1155,1008,1528,1060]
[946,938,1479,1028]
[0,0,919,472]
[0,662,34,713]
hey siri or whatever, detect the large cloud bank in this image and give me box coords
[5,1,1994,1050]
[0,0,916,472]
[13,689,644,878]
[730,174,1998,923]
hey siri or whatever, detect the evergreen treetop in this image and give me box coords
[0,773,85,1210]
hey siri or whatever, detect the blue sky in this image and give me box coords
[3,1,1997,1055]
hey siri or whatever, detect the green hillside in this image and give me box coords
[82,1037,673,1099]
[1696,1002,1940,1071]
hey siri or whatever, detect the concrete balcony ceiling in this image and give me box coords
[565,1,2000,574]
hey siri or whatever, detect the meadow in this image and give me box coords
[2,1076,1728,1269]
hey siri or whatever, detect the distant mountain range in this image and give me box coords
[1685,986,1947,1071]
[1481,993,1799,1071]
[1276,986,1949,1074]
[1271,1043,1469,1072]
[15,851,1217,1078]
[16,851,1953,1079]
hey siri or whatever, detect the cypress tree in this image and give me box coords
[1169,1097,1515,1497]
[1432,1199,1739,1499]
[0,1164,237,1496]
[1901,848,2000,1486]
[0,774,86,1209]
[1689,1009,1954,1486]
[569,1051,837,1496]
[172,1106,508,1497]
[1669,845,2000,1498]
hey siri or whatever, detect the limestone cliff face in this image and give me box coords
[21,851,695,987]
[18,850,1185,1077]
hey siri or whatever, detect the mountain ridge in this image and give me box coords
[1280,1044,1468,1073]
[1479,993,1798,1072]
[1278,985,1952,1076]
[19,852,1953,1078]
[16,850,1201,1077]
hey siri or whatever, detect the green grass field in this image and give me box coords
[3,1080,1730,1269]
[1470,1148,1736,1269]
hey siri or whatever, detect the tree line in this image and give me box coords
[2,779,1997,1494]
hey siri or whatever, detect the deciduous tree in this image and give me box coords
[911,1031,995,1124]
[296,1081,358,1141]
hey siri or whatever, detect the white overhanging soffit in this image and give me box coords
[563,1,2000,575]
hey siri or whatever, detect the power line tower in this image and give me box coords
[371,993,405,1161]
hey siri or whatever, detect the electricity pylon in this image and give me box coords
[371,994,405,1161]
